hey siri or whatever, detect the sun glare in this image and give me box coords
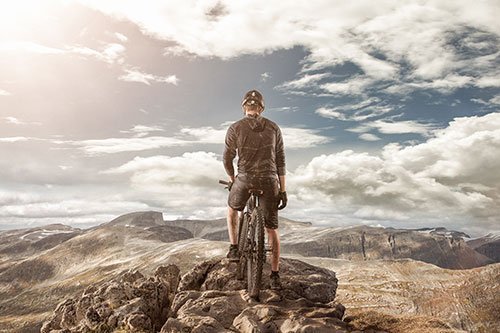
[0,0,64,39]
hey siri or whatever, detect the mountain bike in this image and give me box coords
[220,179,268,300]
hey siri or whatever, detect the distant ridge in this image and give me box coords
[0,211,498,332]
[103,211,165,227]
[467,232,500,262]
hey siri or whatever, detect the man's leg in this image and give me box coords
[227,206,238,245]
[226,206,239,261]
[266,228,280,271]
[267,227,281,289]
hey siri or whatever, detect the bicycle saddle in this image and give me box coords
[248,189,264,196]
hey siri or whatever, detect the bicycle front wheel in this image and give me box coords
[248,207,265,299]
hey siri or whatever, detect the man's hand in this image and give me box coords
[277,191,287,210]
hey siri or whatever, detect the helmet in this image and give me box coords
[241,89,265,109]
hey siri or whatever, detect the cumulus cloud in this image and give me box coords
[0,188,151,229]
[315,97,393,121]
[476,74,500,88]
[359,133,381,141]
[0,136,45,143]
[3,116,42,126]
[74,0,499,99]
[0,198,148,219]
[3,113,498,235]
[0,41,66,54]
[114,32,128,42]
[21,122,329,155]
[103,151,224,187]
[179,126,226,144]
[268,106,299,113]
[471,94,500,106]
[260,72,270,82]
[68,43,126,64]
[181,125,331,149]
[281,128,332,149]
[4,117,23,125]
[371,119,436,135]
[120,125,165,137]
[344,117,437,137]
[119,68,179,85]
[490,95,500,105]
[102,152,227,212]
[0,89,11,96]
[385,74,476,95]
[276,73,331,92]
[287,112,500,235]
[66,136,189,155]
[0,40,126,64]
[320,76,377,96]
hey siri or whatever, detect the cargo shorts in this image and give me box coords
[228,174,280,229]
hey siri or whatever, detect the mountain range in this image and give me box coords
[0,211,498,332]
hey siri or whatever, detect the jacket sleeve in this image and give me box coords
[223,125,237,177]
[276,127,286,176]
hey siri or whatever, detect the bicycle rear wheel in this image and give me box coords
[237,213,249,280]
[248,207,265,299]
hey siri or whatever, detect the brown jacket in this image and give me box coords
[223,114,285,177]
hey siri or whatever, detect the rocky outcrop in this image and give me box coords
[41,257,347,333]
[281,225,493,269]
[41,264,180,333]
[162,257,346,332]
[40,256,465,333]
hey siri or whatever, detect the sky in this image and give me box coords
[0,0,499,237]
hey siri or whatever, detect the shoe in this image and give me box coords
[270,272,282,290]
[226,244,239,262]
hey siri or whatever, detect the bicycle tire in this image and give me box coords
[246,212,256,293]
[237,213,249,280]
[248,207,265,299]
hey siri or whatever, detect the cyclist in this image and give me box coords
[223,89,287,290]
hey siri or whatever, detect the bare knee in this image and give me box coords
[227,206,238,221]
[266,228,280,245]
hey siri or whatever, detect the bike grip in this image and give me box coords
[219,180,230,185]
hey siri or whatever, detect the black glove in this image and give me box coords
[219,179,233,191]
[277,191,287,210]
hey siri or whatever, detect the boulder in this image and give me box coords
[40,264,179,333]
[163,257,344,332]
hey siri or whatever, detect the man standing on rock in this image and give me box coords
[223,89,287,290]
